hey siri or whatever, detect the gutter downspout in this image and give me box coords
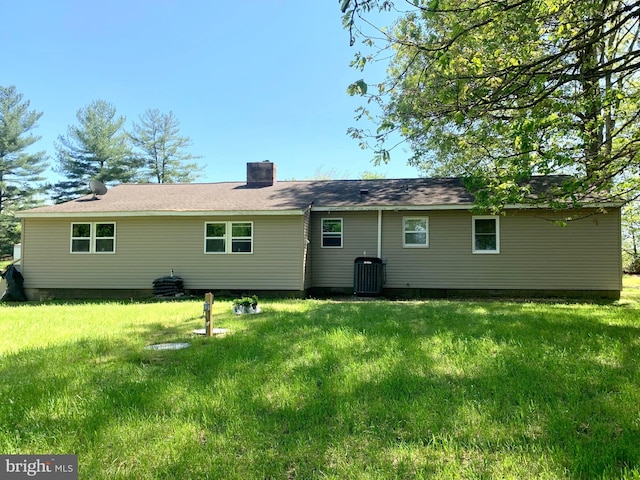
[303,204,313,293]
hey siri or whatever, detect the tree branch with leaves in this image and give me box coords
[342,0,640,211]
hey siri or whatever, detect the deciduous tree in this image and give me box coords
[343,0,640,210]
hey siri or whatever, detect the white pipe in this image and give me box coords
[377,209,382,258]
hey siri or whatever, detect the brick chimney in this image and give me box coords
[247,161,276,187]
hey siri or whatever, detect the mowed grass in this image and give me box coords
[1,280,639,479]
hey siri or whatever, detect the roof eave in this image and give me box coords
[17,201,621,219]
[310,201,622,212]
[310,204,474,212]
[16,209,307,219]
[507,201,624,210]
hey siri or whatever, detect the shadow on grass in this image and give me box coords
[1,300,639,478]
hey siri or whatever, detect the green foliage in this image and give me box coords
[344,0,640,211]
[308,166,351,180]
[53,100,139,202]
[1,292,640,478]
[129,109,203,184]
[0,85,48,253]
[622,200,640,272]
[361,170,387,179]
[0,215,19,256]
[232,294,259,307]
[346,78,368,96]
[627,257,640,275]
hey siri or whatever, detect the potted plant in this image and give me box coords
[232,295,260,314]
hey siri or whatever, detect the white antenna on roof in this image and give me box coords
[89,179,108,200]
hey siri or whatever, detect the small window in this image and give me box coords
[231,222,253,253]
[403,217,429,247]
[205,221,253,254]
[322,218,343,248]
[473,216,500,254]
[95,223,116,253]
[71,222,115,254]
[205,223,226,253]
[71,223,91,253]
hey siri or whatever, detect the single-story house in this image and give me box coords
[15,161,622,300]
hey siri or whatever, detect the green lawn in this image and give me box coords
[1,280,639,479]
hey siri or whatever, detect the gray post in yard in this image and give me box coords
[204,292,214,337]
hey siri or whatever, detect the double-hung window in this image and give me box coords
[322,218,343,248]
[472,216,500,254]
[403,217,429,247]
[205,223,227,253]
[231,222,252,253]
[205,221,253,254]
[71,222,116,254]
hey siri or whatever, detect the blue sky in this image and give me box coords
[2,0,420,183]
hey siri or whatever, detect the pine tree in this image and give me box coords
[0,85,48,255]
[53,100,139,202]
[130,109,202,183]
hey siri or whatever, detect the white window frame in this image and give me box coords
[70,222,116,254]
[204,221,253,254]
[70,223,91,254]
[321,218,343,248]
[472,216,500,254]
[403,216,429,248]
[230,222,253,254]
[94,223,116,254]
[204,222,227,254]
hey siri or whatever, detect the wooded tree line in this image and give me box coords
[341,0,640,270]
[0,85,202,255]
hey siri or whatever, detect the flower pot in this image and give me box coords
[232,304,261,315]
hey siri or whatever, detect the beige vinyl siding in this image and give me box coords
[21,215,305,291]
[303,208,313,289]
[312,208,621,292]
[21,207,621,295]
[384,209,621,291]
[311,211,379,287]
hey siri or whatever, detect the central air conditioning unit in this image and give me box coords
[353,257,385,296]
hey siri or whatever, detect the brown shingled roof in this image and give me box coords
[18,178,476,217]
